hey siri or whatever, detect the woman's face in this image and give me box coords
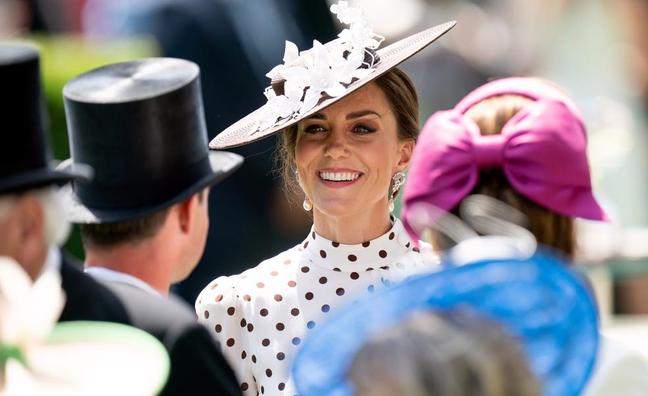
[294,82,414,219]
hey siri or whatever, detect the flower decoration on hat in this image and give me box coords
[0,256,64,387]
[255,1,385,132]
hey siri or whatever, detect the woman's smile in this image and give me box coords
[318,168,364,188]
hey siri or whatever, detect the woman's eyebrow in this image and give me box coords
[346,110,381,119]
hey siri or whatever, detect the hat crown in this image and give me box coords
[0,43,52,192]
[64,58,212,211]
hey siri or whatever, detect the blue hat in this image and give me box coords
[292,251,599,396]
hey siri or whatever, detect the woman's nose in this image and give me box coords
[324,130,349,159]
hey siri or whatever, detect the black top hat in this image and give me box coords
[0,43,90,194]
[60,58,243,223]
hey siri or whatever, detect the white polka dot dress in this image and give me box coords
[196,218,433,395]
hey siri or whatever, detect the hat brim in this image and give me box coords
[14,321,169,396]
[58,151,243,224]
[0,163,93,195]
[209,21,457,149]
[292,252,599,396]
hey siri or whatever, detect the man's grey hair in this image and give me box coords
[0,186,70,247]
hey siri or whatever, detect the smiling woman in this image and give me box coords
[195,2,455,395]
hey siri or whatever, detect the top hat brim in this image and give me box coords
[209,21,457,149]
[0,163,93,195]
[292,252,599,396]
[58,151,243,224]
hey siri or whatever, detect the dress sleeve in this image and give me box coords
[196,276,256,395]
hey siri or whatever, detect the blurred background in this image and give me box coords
[4,0,648,353]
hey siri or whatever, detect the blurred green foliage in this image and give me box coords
[31,35,159,259]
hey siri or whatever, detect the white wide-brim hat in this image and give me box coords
[210,19,456,149]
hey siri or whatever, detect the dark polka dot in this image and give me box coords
[366,267,374,271]
[226,338,235,347]
[333,267,341,272]
[262,338,270,347]
[276,322,285,331]
[320,250,327,258]
[292,337,301,345]
[307,321,316,329]
[312,231,316,239]
[301,266,310,273]
[203,310,209,319]
[348,254,357,262]
[260,308,268,317]
[252,355,257,363]
[227,307,235,316]
[332,241,340,247]
[274,294,283,302]
[379,250,387,258]
[368,285,375,292]
[256,282,265,288]
[241,383,249,391]
[288,280,297,287]
[303,241,309,249]
[210,282,219,289]
[319,276,327,284]
[276,352,285,361]
[261,386,265,394]
[336,288,345,296]
[350,272,359,280]
[241,350,247,359]
[389,232,395,240]
[291,308,300,316]
[279,383,286,391]
[362,241,370,247]
[266,369,273,377]
[380,265,389,270]
[215,324,222,333]
[406,242,411,248]
[247,323,254,332]
[321,304,330,313]
[305,292,314,300]
[413,247,420,253]
[270,270,279,276]
[240,318,246,327]
[215,294,223,302]
[243,294,251,302]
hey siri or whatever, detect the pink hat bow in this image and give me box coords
[403,98,609,240]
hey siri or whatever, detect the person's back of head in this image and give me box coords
[347,309,541,396]
[403,77,609,257]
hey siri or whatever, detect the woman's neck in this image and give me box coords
[312,201,392,244]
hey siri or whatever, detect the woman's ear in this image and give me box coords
[395,139,415,172]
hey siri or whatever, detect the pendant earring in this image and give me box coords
[303,197,313,211]
[388,171,406,213]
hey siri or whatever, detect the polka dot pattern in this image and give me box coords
[195,218,432,396]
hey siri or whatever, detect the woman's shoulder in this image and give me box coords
[195,245,303,312]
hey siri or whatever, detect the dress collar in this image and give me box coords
[301,217,416,272]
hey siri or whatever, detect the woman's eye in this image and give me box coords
[353,124,376,134]
[304,124,327,134]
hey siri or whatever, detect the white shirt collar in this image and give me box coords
[85,266,161,296]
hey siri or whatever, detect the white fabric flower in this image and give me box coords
[254,1,385,132]
[0,257,64,351]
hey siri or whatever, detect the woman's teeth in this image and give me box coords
[319,171,360,182]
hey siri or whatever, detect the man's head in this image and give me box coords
[0,44,88,279]
[60,58,242,290]
[80,189,210,283]
[0,187,70,279]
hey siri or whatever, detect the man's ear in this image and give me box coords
[395,138,415,172]
[15,196,46,279]
[176,194,198,234]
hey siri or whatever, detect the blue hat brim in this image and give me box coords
[292,252,599,396]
